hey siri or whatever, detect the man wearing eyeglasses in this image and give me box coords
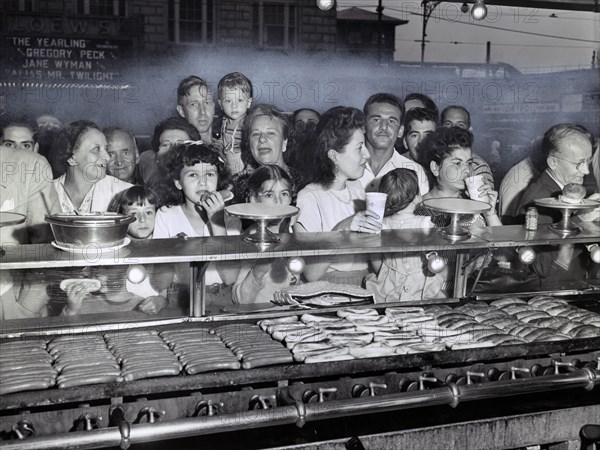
[517,123,599,281]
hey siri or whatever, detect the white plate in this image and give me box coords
[422,197,491,214]
[535,197,600,210]
[51,237,131,253]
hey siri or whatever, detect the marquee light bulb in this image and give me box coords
[471,0,488,20]
[316,0,335,11]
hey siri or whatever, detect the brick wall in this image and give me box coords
[126,0,346,54]
[297,0,337,52]
[131,0,169,53]
[218,1,253,47]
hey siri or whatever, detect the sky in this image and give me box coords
[337,0,600,72]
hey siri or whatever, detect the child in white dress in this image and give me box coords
[232,165,295,304]
[152,142,240,308]
[365,169,446,302]
[62,186,171,316]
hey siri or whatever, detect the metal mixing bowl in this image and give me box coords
[45,213,135,248]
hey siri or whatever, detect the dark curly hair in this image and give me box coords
[312,106,365,189]
[245,164,295,202]
[419,126,473,186]
[241,104,292,169]
[159,142,230,206]
[48,120,101,178]
[403,107,437,137]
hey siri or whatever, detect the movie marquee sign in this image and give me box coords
[1,13,134,84]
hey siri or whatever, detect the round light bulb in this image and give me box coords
[471,2,487,20]
[426,252,446,274]
[589,244,600,264]
[517,247,536,265]
[316,0,335,11]
[288,257,306,275]
[461,3,469,13]
[127,264,147,284]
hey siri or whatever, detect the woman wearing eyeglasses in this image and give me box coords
[413,126,502,296]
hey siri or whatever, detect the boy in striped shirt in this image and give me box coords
[217,72,253,175]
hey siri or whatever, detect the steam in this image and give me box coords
[2,47,598,163]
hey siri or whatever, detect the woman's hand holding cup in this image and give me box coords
[466,175,497,206]
[349,210,383,234]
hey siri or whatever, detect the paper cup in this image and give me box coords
[465,174,486,200]
[366,192,387,223]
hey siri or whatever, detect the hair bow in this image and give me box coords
[182,139,204,146]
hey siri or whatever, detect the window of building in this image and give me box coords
[77,0,126,16]
[253,2,297,49]
[4,0,35,12]
[168,0,215,45]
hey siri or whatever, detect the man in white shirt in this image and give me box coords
[357,93,429,195]
[1,122,58,244]
[176,75,219,147]
[1,122,59,319]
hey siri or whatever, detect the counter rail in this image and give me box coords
[1,367,596,450]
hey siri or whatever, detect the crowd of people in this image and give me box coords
[1,71,599,319]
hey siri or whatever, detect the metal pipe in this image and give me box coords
[0,406,301,450]
[458,368,597,403]
[2,369,596,450]
[304,386,455,421]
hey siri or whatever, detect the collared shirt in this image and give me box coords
[499,156,540,218]
[0,147,58,244]
[53,174,132,213]
[221,117,245,175]
[296,181,368,273]
[357,150,430,195]
[546,169,565,190]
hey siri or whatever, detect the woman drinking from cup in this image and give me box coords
[416,126,501,226]
[414,126,502,295]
